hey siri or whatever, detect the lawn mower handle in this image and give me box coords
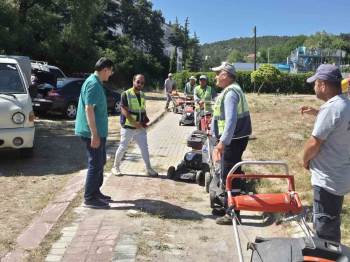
[226,160,295,192]
[228,160,289,175]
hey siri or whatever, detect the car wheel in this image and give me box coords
[20,147,34,158]
[66,102,77,119]
[113,100,121,114]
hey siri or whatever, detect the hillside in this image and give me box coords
[201,35,307,67]
[200,33,350,70]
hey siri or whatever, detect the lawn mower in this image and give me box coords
[170,91,186,114]
[167,130,209,184]
[224,160,350,262]
[179,96,195,126]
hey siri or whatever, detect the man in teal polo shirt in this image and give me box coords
[75,57,114,209]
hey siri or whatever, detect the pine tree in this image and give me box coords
[186,33,202,71]
[169,47,178,73]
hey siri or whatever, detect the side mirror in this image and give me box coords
[28,84,38,98]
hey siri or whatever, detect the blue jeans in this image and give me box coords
[313,186,344,243]
[81,137,106,201]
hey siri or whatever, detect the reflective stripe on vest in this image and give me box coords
[124,88,146,128]
[213,83,249,136]
[194,85,214,112]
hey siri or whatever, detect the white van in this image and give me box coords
[0,56,35,156]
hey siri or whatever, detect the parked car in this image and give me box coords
[105,87,121,115]
[32,78,121,119]
[0,55,35,157]
[47,65,67,79]
[31,61,67,79]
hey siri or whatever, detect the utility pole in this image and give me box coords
[267,48,270,64]
[254,26,257,71]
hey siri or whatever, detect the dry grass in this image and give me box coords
[245,93,350,245]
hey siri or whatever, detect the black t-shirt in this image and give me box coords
[120,91,142,129]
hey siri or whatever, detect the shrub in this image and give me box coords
[174,70,314,94]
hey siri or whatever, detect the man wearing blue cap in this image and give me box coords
[302,64,350,243]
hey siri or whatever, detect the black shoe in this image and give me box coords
[84,198,110,209]
[96,192,112,200]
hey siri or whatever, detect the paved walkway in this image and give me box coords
[44,112,291,262]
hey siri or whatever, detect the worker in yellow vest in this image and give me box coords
[111,74,158,177]
[194,75,217,129]
[211,62,252,225]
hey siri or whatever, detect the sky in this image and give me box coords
[151,0,350,44]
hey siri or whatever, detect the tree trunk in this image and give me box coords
[257,82,264,95]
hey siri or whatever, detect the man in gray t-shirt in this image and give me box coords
[164,73,176,110]
[302,64,350,243]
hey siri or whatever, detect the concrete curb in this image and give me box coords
[2,110,168,261]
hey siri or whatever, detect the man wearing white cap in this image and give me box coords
[184,76,196,96]
[301,64,350,242]
[164,73,176,111]
[211,62,252,225]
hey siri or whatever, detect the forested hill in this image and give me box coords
[200,33,350,70]
[201,35,306,66]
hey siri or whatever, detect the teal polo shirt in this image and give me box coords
[75,74,108,138]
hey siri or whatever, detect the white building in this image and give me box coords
[107,6,183,71]
[162,23,183,71]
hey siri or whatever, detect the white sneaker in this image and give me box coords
[146,167,159,177]
[111,166,123,176]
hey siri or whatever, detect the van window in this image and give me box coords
[0,63,26,94]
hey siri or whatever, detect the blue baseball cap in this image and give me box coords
[307,64,342,83]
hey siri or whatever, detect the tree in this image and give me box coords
[304,31,333,49]
[182,17,190,68]
[186,33,202,71]
[251,64,281,94]
[227,49,245,63]
[169,47,177,73]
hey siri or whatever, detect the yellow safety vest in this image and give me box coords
[194,85,214,112]
[124,87,146,128]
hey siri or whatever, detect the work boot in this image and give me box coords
[111,166,123,176]
[146,167,159,177]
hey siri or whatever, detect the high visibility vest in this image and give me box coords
[124,87,146,128]
[194,85,214,112]
[213,83,251,137]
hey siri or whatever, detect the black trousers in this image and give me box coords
[221,137,249,192]
[313,186,344,243]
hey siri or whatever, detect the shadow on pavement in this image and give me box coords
[108,198,215,221]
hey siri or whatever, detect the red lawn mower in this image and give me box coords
[225,161,350,262]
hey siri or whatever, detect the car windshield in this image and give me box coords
[0,63,26,94]
[49,67,65,79]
